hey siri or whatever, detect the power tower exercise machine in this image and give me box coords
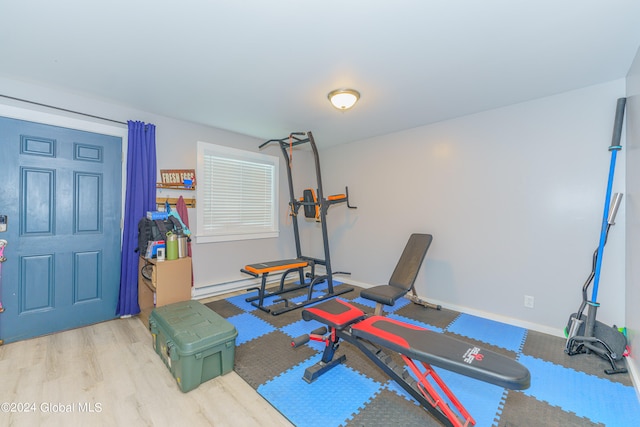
[241,131,356,315]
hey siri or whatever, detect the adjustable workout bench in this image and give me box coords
[294,299,530,427]
[291,233,530,426]
[360,233,441,315]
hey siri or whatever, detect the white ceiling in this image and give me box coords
[2,1,640,147]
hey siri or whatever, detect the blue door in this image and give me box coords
[0,116,122,343]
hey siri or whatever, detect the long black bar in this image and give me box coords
[259,133,310,149]
[270,286,353,316]
[0,94,128,125]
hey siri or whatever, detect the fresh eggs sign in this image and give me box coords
[159,169,196,189]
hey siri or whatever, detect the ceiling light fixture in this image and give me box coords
[328,88,360,110]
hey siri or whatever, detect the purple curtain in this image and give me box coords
[117,121,157,316]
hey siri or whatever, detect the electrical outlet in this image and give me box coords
[524,295,535,309]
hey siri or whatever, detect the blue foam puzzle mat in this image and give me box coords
[227,312,276,345]
[310,280,343,292]
[351,296,377,309]
[226,292,278,312]
[258,356,382,427]
[385,362,506,425]
[220,286,639,426]
[390,296,411,311]
[519,354,640,426]
[430,367,507,426]
[447,313,527,352]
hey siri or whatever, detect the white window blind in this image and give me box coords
[196,141,279,243]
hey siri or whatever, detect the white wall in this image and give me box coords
[317,80,627,335]
[0,77,297,295]
[0,77,629,337]
[625,47,640,392]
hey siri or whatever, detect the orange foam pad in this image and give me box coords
[244,259,308,275]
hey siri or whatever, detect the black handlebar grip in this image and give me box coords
[610,97,626,150]
[240,268,258,278]
[310,326,327,336]
[291,334,310,348]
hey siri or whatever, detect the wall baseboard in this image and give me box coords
[192,266,331,301]
[627,356,640,403]
[340,278,565,338]
[192,274,283,300]
[434,300,566,338]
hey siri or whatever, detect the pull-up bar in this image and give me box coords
[259,132,309,149]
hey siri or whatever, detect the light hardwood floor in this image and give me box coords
[0,315,294,427]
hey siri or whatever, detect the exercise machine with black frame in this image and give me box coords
[241,131,356,315]
[564,98,628,375]
[292,233,530,427]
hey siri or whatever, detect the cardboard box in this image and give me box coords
[138,256,192,326]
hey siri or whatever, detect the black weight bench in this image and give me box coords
[241,259,309,312]
[294,298,530,427]
[241,258,353,315]
[360,233,441,315]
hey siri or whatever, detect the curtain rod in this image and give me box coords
[0,94,128,126]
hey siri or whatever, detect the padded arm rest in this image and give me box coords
[351,316,530,390]
[327,194,346,202]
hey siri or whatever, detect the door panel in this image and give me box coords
[21,167,55,235]
[20,254,54,312]
[76,172,102,232]
[0,116,122,343]
[74,251,101,302]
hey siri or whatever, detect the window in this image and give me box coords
[196,141,279,243]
